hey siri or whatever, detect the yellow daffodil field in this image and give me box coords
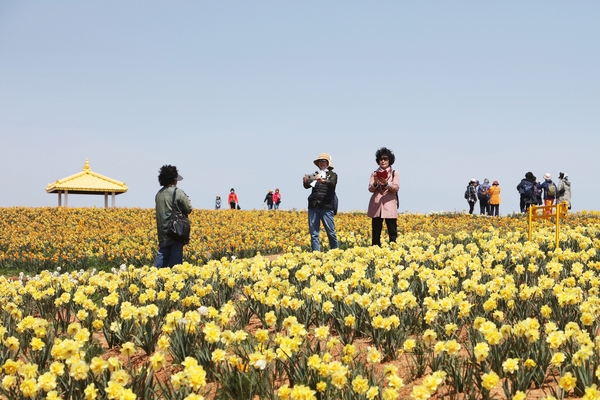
[1,207,600,399]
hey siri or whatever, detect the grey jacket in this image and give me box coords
[557,177,571,205]
[155,185,193,242]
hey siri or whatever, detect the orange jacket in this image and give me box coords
[489,185,501,205]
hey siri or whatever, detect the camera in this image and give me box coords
[304,173,318,183]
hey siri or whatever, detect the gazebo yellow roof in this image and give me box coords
[46,159,128,195]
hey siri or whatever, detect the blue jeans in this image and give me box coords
[308,208,338,251]
[154,239,184,268]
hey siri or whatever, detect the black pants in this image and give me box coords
[372,217,398,246]
[468,201,476,214]
[479,198,489,215]
[490,204,499,216]
[521,197,536,213]
[520,197,526,213]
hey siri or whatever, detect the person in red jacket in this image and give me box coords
[272,188,282,210]
[228,188,239,210]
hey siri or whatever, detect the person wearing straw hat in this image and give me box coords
[154,165,192,268]
[303,152,339,251]
[538,173,557,215]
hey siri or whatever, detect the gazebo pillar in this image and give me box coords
[58,191,62,207]
[64,190,69,207]
[104,193,108,208]
[111,192,116,208]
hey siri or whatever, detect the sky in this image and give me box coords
[1,1,598,214]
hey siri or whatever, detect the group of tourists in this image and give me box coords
[517,172,571,214]
[154,147,399,260]
[151,156,575,268]
[214,188,282,210]
[263,189,282,210]
[302,147,399,252]
[465,172,572,217]
[465,178,501,216]
[214,188,242,210]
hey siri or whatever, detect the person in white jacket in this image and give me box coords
[557,172,572,210]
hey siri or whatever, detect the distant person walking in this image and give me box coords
[273,188,282,210]
[264,190,274,210]
[215,196,221,210]
[367,147,400,246]
[154,165,192,268]
[557,172,571,210]
[477,178,491,215]
[538,173,557,215]
[303,152,339,251]
[488,181,501,216]
[517,172,538,213]
[464,179,478,214]
[228,188,239,210]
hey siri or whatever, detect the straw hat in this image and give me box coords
[314,153,334,169]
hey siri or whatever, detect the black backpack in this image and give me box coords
[519,180,534,198]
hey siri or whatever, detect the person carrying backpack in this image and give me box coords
[516,172,537,213]
[464,179,478,215]
[477,178,491,215]
[538,173,557,215]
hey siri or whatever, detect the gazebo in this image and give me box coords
[46,159,128,207]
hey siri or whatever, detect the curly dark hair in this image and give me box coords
[158,165,179,186]
[375,147,395,166]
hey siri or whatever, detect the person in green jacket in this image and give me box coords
[154,165,192,268]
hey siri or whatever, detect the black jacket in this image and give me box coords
[304,170,338,210]
[264,192,273,205]
[516,178,538,205]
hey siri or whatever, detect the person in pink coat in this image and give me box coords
[367,147,400,246]
[272,188,282,210]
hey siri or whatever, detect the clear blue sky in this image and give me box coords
[1,1,598,213]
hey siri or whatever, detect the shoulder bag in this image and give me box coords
[166,188,191,243]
